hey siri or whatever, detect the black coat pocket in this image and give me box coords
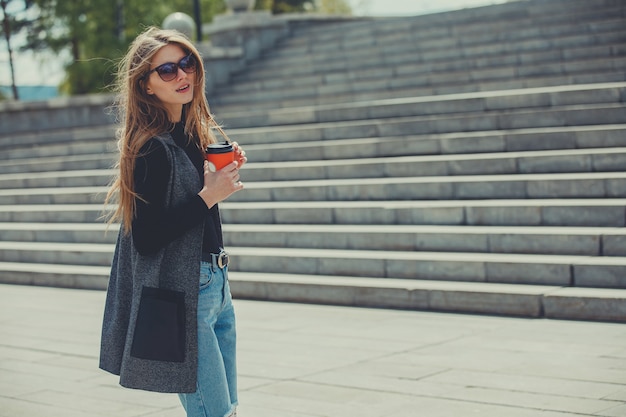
[131,286,186,362]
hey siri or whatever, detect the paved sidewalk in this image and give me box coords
[0,284,625,417]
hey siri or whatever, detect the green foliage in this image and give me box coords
[317,0,351,14]
[2,0,38,100]
[13,0,351,95]
[59,57,116,95]
[256,0,352,15]
[254,0,273,10]
[269,0,315,14]
[21,0,226,95]
[3,0,35,34]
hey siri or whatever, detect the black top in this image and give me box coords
[131,122,223,255]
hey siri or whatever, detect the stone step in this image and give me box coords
[278,15,626,54]
[1,241,624,288]
[0,95,115,137]
[0,222,117,244]
[4,87,626,162]
[262,3,625,66]
[280,0,623,51]
[285,28,625,68]
[221,57,626,113]
[2,147,624,186]
[226,103,626,145]
[0,153,115,174]
[227,246,626,289]
[223,224,626,257]
[240,148,626,182]
[218,25,626,107]
[1,199,624,227]
[2,85,624,159]
[0,204,113,223]
[2,124,625,172]
[214,71,626,113]
[6,85,624,160]
[219,199,626,227]
[242,125,626,163]
[230,272,626,322]
[221,103,626,145]
[0,186,107,204]
[218,83,626,129]
[215,2,626,109]
[0,169,113,188]
[2,172,625,204]
[230,43,626,94]
[2,222,625,257]
[0,261,109,290]
[1,260,623,321]
[231,172,626,203]
[0,241,114,267]
[217,65,626,111]
[0,125,115,159]
[233,26,625,79]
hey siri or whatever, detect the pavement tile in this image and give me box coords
[445,386,620,414]
[605,389,626,401]
[387,398,590,417]
[1,283,625,417]
[0,397,89,417]
[241,381,414,417]
[17,390,162,417]
[600,403,626,417]
[301,368,459,398]
[503,358,626,385]
[0,357,96,382]
[423,369,625,400]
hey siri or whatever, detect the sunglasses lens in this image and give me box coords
[180,55,196,73]
[149,54,196,81]
[156,63,178,81]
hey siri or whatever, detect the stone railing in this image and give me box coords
[0,94,115,136]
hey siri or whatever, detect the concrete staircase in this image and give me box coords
[1,0,625,321]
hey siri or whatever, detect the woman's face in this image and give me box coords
[145,44,196,122]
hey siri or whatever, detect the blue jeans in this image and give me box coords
[179,261,238,417]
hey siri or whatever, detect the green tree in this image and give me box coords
[316,0,351,14]
[1,0,38,100]
[21,0,226,95]
[269,0,314,14]
[16,0,350,95]
[256,0,351,15]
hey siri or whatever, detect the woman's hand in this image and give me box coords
[232,141,247,168]
[197,160,244,209]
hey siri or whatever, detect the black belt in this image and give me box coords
[201,249,229,269]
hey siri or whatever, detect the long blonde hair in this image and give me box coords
[105,27,228,234]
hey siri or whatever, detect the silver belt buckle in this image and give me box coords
[217,250,229,269]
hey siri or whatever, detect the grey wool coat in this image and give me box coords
[99,133,203,393]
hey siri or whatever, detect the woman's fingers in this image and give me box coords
[219,161,243,188]
[232,142,247,167]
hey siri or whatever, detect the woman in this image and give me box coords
[99,26,245,417]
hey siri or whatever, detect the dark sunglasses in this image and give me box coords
[143,53,197,82]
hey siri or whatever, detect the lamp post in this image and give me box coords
[192,0,202,41]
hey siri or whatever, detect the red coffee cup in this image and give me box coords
[205,142,234,172]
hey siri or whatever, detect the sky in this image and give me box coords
[1,0,509,87]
